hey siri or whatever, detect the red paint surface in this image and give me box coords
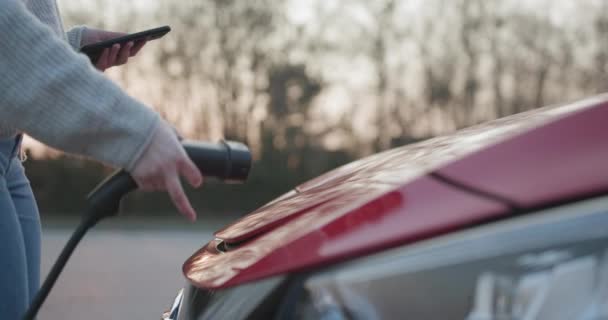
[184,94,608,289]
[437,99,608,207]
[215,100,563,243]
[184,178,505,288]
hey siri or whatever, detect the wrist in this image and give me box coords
[125,113,162,172]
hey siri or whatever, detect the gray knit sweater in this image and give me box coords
[0,0,160,170]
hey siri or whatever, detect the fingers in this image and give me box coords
[86,30,147,70]
[130,123,203,222]
[133,167,199,222]
[95,44,120,71]
[131,39,148,57]
[134,175,163,192]
[109,43,120,65]
[95,48,110,71]
[94,41,144,71]
[116,42,133,65]
[166,174,197,222]
[179,156,204,188]
[132,156,202,221]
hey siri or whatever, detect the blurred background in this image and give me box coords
[33,0,608,318]
[27,0,608,218]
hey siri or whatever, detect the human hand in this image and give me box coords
[81,28,148,71]
[130,122,204,221]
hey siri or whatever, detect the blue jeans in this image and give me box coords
[0,135,41,318]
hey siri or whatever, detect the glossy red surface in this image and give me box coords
[184,178,506,288]
[215,102,560,243]
[184,94,608,289]
[437,97,608,207]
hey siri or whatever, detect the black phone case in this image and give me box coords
[80,26,171,63]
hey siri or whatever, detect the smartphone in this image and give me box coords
[80,25,171,63]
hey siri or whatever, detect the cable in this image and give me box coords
[21,140,252,319]
[23,212,100,320]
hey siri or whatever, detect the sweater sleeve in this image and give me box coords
[0,0,160,171]
[66,25,86,51]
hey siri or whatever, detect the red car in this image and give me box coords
[160,94,608,320]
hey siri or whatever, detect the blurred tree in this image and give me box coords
[35,0,608,217]
[151,0,287,146]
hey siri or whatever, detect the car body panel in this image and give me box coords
[436,97,608,207]
[184,94,608,290]
[184,177,506,289]
[214,97,587,244]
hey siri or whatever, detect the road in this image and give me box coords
[40,226,214,320]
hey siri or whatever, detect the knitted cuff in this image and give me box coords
[66,25,87,51]
[124,112,162,172]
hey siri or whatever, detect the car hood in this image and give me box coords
[184,94,608,289]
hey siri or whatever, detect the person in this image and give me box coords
[0,0,204,317]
